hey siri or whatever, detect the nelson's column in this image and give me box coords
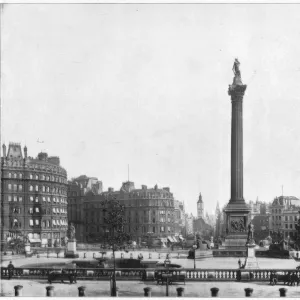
[223,59,251,250]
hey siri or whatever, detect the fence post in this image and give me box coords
[46,286,55,297]
[14,285,23,297]
[244,288,253,297]
[176,287,184,297]
[210,287,219,297]
[279,288,287,297]
[78,286,86,297]
[144,287,152,297]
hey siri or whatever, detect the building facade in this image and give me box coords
[185,213,194,236]
[1,143,68,246]
[269,196,300,236]
[67,179,179,244]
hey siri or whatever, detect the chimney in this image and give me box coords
[108,187,114,193]
[24,145,27,158]
[142,185,147,190]
[2,144,6,158]
[163,187,170,192]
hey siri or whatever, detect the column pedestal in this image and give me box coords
[65,239,79,258]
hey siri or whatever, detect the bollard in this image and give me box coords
[244,288,253,297]
[78,286,86,297]
[14,285,23,297]
[158,253,161,259]
[211,287,219,297]
[279,288,287,297]
[177,287,184,297]
[144,287,152,297]
[130,253,133,259]
[178,253,180,259]
[93,253,95,258]
[121,253,124,259]
[116,287,119,297]
[84,253,86,258]
[149,253,152,259]
[46,286,55,297]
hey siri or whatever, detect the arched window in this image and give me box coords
[35,185,38,192]
[8,173,12,178]
[30,185,33,191]
[19,185,22,191]
[30,174,33,179]
[14,173,17,178]
[8,184,12,190]
[19,173,23,179]
[35,175,38,180]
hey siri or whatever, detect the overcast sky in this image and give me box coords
[2,4,300,215]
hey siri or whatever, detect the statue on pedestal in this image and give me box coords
[67,223,76,241]
[247,221,255,244]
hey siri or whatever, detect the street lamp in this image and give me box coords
[193,244,197,269]
[287,235,290,250]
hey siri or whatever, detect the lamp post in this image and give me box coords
[163,259,172,297]
[193,244,197,269]
[287,235,290,250]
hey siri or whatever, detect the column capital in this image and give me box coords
[228,84,247,101]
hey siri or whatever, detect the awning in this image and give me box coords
[167,236,173,242]
[172,236,178,242]
[160,238,168,243]
[29,239,41,243]
[178,236,184,241]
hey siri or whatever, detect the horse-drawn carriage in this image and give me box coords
[270,271,300,286]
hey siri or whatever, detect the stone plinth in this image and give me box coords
[65,239,79,258]
[24,243,31,254]
[243,243,259,269]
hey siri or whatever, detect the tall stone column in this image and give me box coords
[229,84,247,203]
[223,59,250,250]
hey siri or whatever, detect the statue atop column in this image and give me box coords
[232,58,243,86]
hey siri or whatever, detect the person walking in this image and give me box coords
[7,261,14,280]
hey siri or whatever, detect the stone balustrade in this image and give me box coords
[2,268,300,282]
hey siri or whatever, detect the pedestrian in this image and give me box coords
[8,261,14,280]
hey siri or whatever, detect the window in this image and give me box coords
[41,175,45,180]
[295,216,298,221]
[35,197,39,202]
[14,173,17,179]
[19,185,22,191]
[286,224,288,228]
[29,219,33,226]
[14,196,17,202]
[35,219,39,225]
[19,173,22,179]
[8,195,12,202]
[8,184,12,190]
[42,221,46,228]
[19,196,22,202]
[35,175,38,180]
[8,173,12,178]
[30,174,33,179]
[35,207,39,213]
[35,185,39,192]
[42,186,45,192]
[160,226,165,232]
[13,184,17,191]
[290,224,293,229]
[167,226,171,233]
[285,216,288,221]
[43,196,46,202]
[46,187,50,193]
[30,196,34,202]
[47,197,50,202]
[30,185,33,191]
[47,220,50,227]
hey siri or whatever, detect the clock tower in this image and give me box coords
[197,193,204,219]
